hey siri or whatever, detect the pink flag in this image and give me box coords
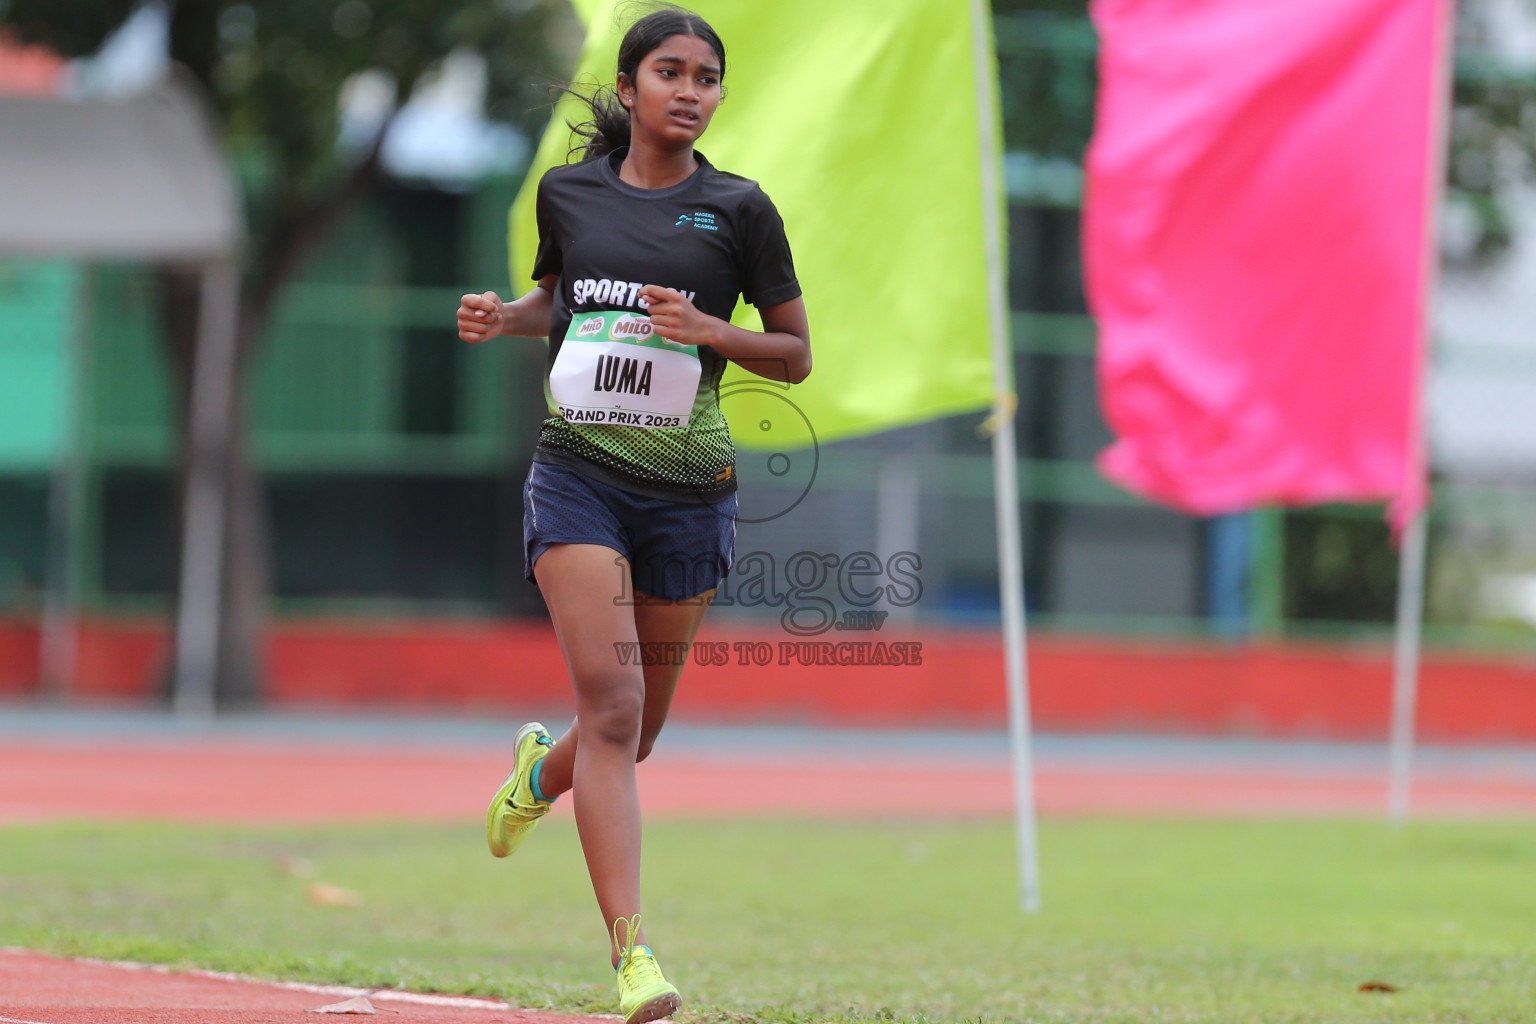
[1084,0,1450,526]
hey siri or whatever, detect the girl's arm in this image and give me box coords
[457,276,560,342]
[639,286,811,384]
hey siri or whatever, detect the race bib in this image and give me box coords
[550,311,701,429]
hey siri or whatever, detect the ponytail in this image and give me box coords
[561,84,631,162]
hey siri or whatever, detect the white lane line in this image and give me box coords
[180,971,516,1010]
[64,955,516,1012]
[369,992,518,1010]
[0,1015,60,1024]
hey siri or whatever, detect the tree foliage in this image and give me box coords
[1449,2,1536,260]
[2,0,577,313]
[3,0,575,150]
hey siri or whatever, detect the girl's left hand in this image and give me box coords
[638,285,720,348]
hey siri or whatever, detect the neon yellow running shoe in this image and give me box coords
[486,722,554,858]
[613,914,682,1024]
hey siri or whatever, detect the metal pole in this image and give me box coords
[992,379,1041,914]
[1388,0,1456,820]
[38,264,87,701]
[173,261,240,719]
[1388,511,1428,822]
[38,458,77,699]
[970,0,1040,912]
[876,456,920,626]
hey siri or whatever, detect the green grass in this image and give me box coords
[2,817,1535,1023]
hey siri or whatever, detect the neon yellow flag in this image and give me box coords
[509,0,1001,450]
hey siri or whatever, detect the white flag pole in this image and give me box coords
[969,0,1041,912]
[1388,512,1428,821]
[1388,0,1456,823]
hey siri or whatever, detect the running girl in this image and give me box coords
[454,7,809,1023]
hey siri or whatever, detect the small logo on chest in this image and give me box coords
[675,211,719,231]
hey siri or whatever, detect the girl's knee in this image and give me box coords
[578,682,645,749]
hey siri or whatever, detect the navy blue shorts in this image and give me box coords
[523,461,738,602]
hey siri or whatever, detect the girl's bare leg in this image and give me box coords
[534,588,714,796]
[533,543,712,963]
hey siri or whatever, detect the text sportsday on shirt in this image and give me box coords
[571,278,696,308]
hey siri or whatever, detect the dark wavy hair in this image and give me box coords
[562,4,726,161]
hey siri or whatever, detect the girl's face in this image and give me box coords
[618,33,723,149]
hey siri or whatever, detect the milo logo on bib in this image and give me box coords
[608,313,653,341]
[549,310,702,429]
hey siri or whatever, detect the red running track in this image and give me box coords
[4,740,1536,824]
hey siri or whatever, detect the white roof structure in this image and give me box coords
[0,74,241,261]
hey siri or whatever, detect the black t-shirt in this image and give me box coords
[530,147,801,503]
